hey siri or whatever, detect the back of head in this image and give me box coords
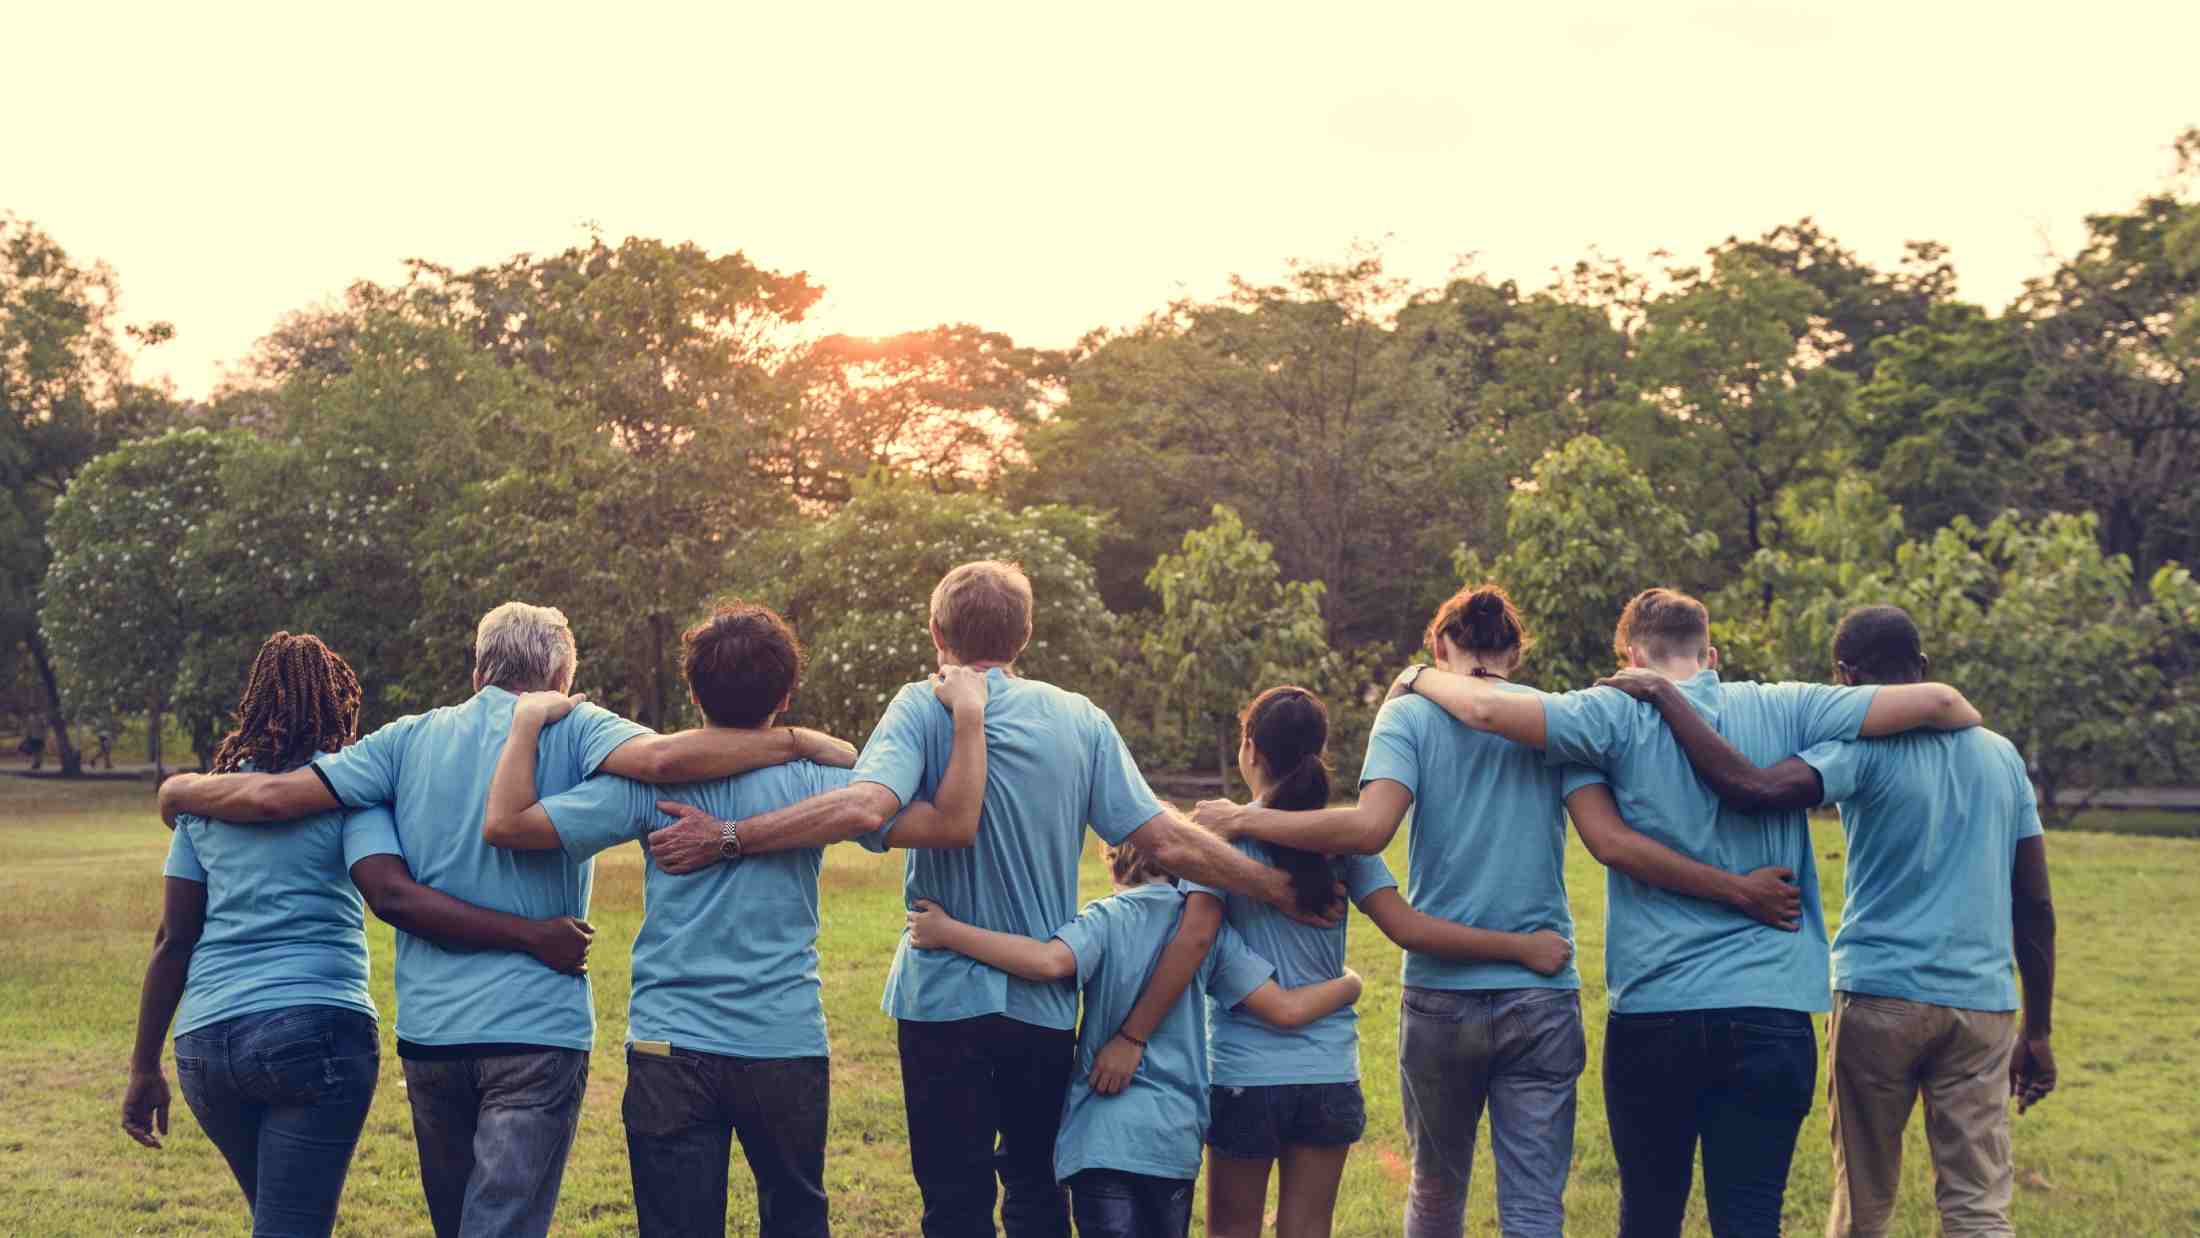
[1613,587,1711,668]
[929,560,1034,665]
[1832,605,1926,685]
[1426,583,1532,664]
[211,631,363,775]
[1240,686,1337,917]
[1107,838,1172,887]
[683,601,804,728]
[475,602,578,693]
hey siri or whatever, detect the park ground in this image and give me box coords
[2,773,2197,1236]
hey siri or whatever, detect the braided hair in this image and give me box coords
[208,632,364,775]
[1239,686,1339,917]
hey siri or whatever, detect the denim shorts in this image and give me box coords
[1206,1080,1367,1159]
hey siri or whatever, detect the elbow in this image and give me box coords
[638,746,683,783]
[843,800,892,842]
[244,781,288,821]
[481,816,519,849]
[1935,686,1981,730]
[1346,821,1391,856]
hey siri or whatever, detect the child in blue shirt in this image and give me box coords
[908,841,1362,1238]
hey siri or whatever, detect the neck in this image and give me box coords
[1244,768,1275,802]
[947,659,1013,673]
[1643,658,1703,681]
[1454,652,1512,678]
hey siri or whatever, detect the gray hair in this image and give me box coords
[474,602,578,692]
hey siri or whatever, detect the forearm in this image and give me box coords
[358,865,542,955]
[739,784,897,856]
[935,920,1074,982]
[931,703,987,838]
[1140,814,1287,904]
[2013,903,2056,1038]
[162,770,334,825]
[1234,802,1394,855]
[1646,683,1809,811]
[1385,913,1531,965]
[616,726,803,783]
[1118,896,1219,1042]
[1283,974,1362,1025]
[129,940,192,1073]
[1594,827,1747,909]
[484,712,546,834]
[1412,670,1546,747]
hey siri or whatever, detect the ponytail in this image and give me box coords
[1238,686,1340,917]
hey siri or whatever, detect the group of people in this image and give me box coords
[119,559,2057,1238]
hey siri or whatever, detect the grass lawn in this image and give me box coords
[3,774,2196,1236]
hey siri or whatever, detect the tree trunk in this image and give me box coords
[146,692,165,782]
[645,615,670,731]
[26,629,81,776]
[1216,716,1233,801]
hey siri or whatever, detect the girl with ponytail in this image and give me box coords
[1186,682,1573,1238]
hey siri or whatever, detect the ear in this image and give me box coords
[1916,653,1930,681]
[472,666,485,693]
[929,620,951,665]
[1704,646,1720,671]
[689,689,703,716]
[779,690,794,714]
[1627,645,1650,669]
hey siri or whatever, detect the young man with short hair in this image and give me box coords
[1397,587,1985,1238]
[480,601,992,1238]
[158,601,853,1238]
[645,561,1320,1238]
[1599,604,2055,1238]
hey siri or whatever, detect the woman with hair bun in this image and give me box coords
[1187,681,1571,1238]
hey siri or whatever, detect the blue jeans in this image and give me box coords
[172,1005,380,1238]
[401,1048,590,1238]
[1066,1169,1194,1238]
[1603,1007,1817,1238]
[623,1046,831,1237]
[1397,987,1585,1238]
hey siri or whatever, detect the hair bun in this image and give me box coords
[1464,593,1503,619]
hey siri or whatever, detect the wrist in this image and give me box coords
[128,1055,163,1077]
[1113,1029,1147,1048]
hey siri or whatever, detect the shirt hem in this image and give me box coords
[628,1033,831,1060]
[1055,1156,1202,1184]
[1834,984,2019,1014]
[174,995,378,1039]
[1609,995,1830,1016]
[1212,1070,1359,1087]
[393,1029,595,1052]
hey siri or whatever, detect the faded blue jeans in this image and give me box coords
[401,1048,590,1238]
[173,1004,380,1237]
[1398,987,1585,1238]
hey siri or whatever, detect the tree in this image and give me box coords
[0,215,173,773]
[1141,506,1332,793]
[726,479,1121,741]
[1714,219,1955,380]
[1853,302,2038,538]
[1467,436,1717,690]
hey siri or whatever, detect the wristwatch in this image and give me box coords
[718,819,742,862]
[1398,664,1426,694]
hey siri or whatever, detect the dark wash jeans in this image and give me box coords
[1604,1007,1818,1238]
[623,1046,831,1238]
[401,1048,590,1238]
[172,1004,379,1238]
[1067,1169,1194,1238]
[898,1015,1076,1238]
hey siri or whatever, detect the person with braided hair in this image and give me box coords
[122,631,597,1238]
[158,603,857,1238]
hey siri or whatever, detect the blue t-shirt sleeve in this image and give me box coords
[1357,698,1422,796]
[1205,923,1277,1011]
[1541,688,1625,770]
[565,704,652,778]
[1559,765,1608,797]
[851,683,935,810]
[341,805,404,868]
[163,824,206,883]
[1342,853,1398,901]
[313,716,412,808]
[1798,740,1867,808]
[541,775,657,862]
[1086,709,1165,846]
[805,765,893,853]
[1054,902,1109,987]
[1783,682,1878,749]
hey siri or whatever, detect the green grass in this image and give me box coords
[2059,808,2200,839]
[3,776,2196,1236]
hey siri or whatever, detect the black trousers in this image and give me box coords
[898,1015,1075,1238]
[622,1047,830,1238]
[1604,1007,1818,1238]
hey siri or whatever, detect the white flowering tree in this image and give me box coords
[727,478,1122,740]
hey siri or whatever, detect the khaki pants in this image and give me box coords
[1825,992,2017,1238]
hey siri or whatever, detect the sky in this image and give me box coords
[9,1,2198,399]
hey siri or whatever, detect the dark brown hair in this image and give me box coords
[1107,839,1172,886]
[1241,686,1338,917]
[683,601,803,729]
[209,632,363,775]
[929,560,1034,665]
[1426,583,1532,661]
[1612,587,1711,667]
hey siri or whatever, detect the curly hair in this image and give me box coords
[208,632,363,775]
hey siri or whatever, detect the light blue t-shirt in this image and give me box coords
[858,669,1167,1030]
[1361,691,1593,992]
[538,761,888,1059]
[1541,671,1877,1014]
[314,686,648,1050]
[1184,840,1396,1086]
[1800,727,2043,1012]
[1052,883,1274,1183]
[161,801,388,1036]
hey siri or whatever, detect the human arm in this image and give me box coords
[1356,887,1574,975]
[2010,834,2056,1112]
[1401,667,1547,748]
[1087,891,1223,1095]
[482,691,587,850]
[597,723,855,783]
[1596,669,1825,812]
[122,877,206,1148]
[1124,810,1333,926]
[905,898,1077,982]
[157,769,339,829]
[1858,683,1981,736]
[856,666,990,850]
[1192,780,1414,856]
[1565,782,1802,929]
[349,854,594,974]
[1236,970,1364,1029]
